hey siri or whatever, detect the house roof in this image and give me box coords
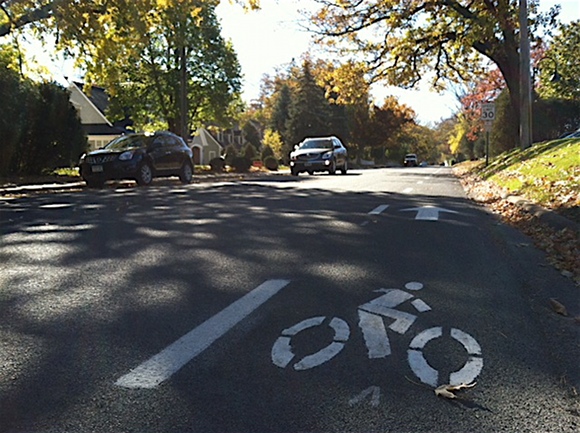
[83,123,128,136]
[191,128,223,150]
[76,82,109,114]
[68,81,112,126]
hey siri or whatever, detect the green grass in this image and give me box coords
[50,167,80,177]
[476,138,580,210]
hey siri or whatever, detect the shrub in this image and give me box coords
[263,155,279,171]
[209,157,225,173]
[224,144,238,166]
[230,155,252,173]
[242,143,258,161]
[261,145,274,161]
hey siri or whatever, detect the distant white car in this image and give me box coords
[404,153,418,167]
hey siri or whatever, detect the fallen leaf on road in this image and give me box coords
[434,382,477,399]
[549,298,568,316]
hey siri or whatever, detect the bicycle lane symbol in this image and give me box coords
[271,281,483,391]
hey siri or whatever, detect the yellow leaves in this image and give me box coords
[448,117,468,155]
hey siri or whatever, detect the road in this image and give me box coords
[1,167,578,432]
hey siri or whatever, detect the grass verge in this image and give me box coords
[454,139,579,287]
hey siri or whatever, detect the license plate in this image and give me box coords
[91,165,103,173]
[305,162,312,167]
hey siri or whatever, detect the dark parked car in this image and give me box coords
[562,129,580,139]
[404,153,418,167]
[79,131,194,188]
[289,136,348,176]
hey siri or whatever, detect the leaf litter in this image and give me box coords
[435,382,477,399]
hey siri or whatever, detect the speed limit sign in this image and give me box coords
[482,102,495,122]
[481,102,495,131]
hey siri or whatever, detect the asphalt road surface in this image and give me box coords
[1,167,578,432]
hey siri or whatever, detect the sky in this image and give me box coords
[23,0,580,126]
[216,0,580,125]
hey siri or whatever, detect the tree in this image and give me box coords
[536,20,580,101]
[0,43,27,175]
[364,97,416,164]
[285,60,332,149]
[0,43,85,176]
[13,81,86,174]
[0,1,260,37]
[262,129,284,160]
[0,1,256,134]
[308,0,560,148]
[242,120,261,149]
[78,1,242,133]
[268,83,292,143]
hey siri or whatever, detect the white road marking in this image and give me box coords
[116,279,290,389]
[405,281,424,291]
[402,188,414,194]
[411,299,432,312]
[368,204,389,215]
[408,327,442,386]
[358,310,391,358]
[408,327,483,387]
[271,317,350,370]
[349,386,381,408]
[400,205,459,221]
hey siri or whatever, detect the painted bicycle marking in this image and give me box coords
[271,281,483,388]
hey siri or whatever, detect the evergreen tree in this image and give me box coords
[285,61,332,149]
[269,84,292,143]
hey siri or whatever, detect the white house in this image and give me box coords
[67,81,129,150]
[190,128,224,165]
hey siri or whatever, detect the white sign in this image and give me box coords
[482,102,496,123]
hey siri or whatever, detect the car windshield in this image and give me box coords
[300,139,334,150]
[104,135,148,151]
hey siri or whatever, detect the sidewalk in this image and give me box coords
[0,171,288,197]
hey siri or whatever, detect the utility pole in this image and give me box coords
[180,44,188,142]
[519,0,532,149]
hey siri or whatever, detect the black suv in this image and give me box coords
[79,132,194,188]
[289,136,348,176]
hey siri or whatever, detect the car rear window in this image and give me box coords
[301,139,333,149]
[105,135,148,150]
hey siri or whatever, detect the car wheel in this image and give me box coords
[136,162,153,186]
[85,179,104,188]
[291,167,298,176]
[340,160,348,175]
[328,159,336,175]
[179,162,193,184]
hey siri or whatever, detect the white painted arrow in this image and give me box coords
[400,205,459,221]
[349,386,381,408]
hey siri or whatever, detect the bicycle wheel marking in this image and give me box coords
[271,316,350,370]
[408,327,483,387]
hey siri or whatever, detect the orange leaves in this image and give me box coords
[455,166,580,286]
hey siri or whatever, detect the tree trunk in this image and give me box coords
[494,52,521,148]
